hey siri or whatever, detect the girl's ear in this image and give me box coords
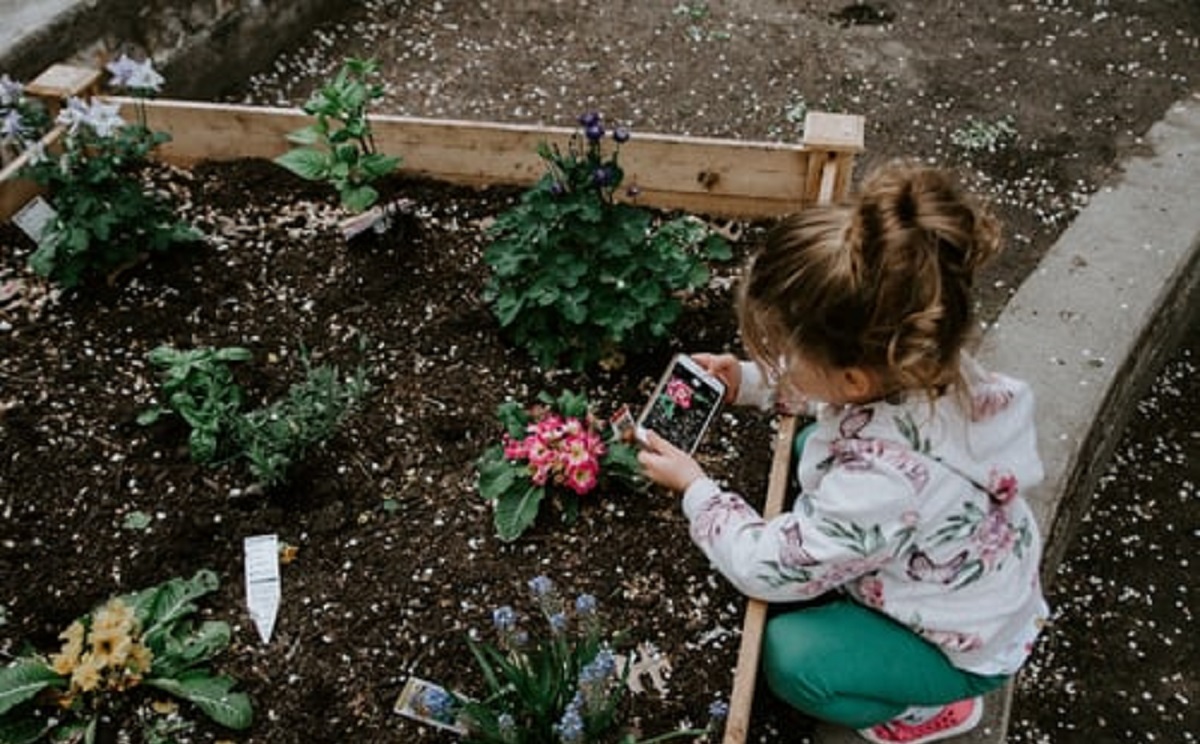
[840,366,880,402]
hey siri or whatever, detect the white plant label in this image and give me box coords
[11,196,56,245]
[243,534,281,644]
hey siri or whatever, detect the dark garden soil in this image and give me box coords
[2,1,1199,743]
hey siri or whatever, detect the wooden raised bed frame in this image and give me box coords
[0,64,865,743]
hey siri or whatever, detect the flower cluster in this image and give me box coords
[478,390,643,542]
[105,53,166,93]
[483,110,730,371]
[503,409,607,496]
[48,598,154,702]
[0,571,252,740]
[454,576,626,744]
[18,53,201,288]
[454,576,727,743]
[0,74,51,159]
[54,97,126,139]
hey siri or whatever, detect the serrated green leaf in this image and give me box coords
[284,125,322,146]
[0,660,60,716]
[274,148,329,181]
[145,674,252,730]
[493,483,544,542]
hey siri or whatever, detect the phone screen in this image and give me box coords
[638,355,725,454]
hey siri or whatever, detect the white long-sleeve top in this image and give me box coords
[682,357,1050,675]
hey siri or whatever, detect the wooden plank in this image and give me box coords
[0,125,65,223]
[721,414,798,743]
[102,97,863,219]
[721,147,851,743]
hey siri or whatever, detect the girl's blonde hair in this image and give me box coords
[738,161,1001,399]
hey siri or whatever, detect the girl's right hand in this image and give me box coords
[691,352,742,404]
[637,430,707,494]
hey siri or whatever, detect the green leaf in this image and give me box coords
[0,660,60,716]
[284,125,323,146]
[340,184,379,213]
[477,451,518,501]
[360,153,400,178]
[137,570,220,641]
[145,674,252,730]
[493,483,544,542]
[0,714,52,744]
[274,148,329,181]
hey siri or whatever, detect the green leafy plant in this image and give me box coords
[0,570,252,743]
[483,112,732,371]
[275,57,401,212]
[430,576,723,743]
[234,356,371,485]
[477,390,642,542]
[138,344,370,486]
[136,345,252,462]
[19,55,201,288]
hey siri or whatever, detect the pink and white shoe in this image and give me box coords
[858,697,983,743]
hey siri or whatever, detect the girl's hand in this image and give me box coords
[637,430,706,493]
[691,352,742,404]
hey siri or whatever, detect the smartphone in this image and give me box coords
[636,354,726,454]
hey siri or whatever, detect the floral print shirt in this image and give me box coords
[682,356,1050,675]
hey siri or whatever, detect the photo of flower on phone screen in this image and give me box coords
[641,370,721,453]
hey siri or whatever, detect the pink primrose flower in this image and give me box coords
[534,415,566,442]
[502,434,529,462]
[565,462,599,495]
[562,416,584,437]
[561,434,597,469]
[530,463,553,486]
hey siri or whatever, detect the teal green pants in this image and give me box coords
[768,424,1007,728]
[762,599,1008,728]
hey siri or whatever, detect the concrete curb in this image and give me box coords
[816,91,1200,743]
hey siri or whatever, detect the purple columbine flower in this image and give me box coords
[626,185,641,198]
[1,110,25,141]
[106,54,164,92]
[592,166,612,186]
[585,122,605,142]
[578,111,601,128]
[0,74,23,107]
[549,180,565,196]
[613,126,630,143]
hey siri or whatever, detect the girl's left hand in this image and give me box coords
[637,429,706,493]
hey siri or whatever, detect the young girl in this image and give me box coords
[638,162,1049,743]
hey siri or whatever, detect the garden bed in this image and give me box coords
[0,143,833,741]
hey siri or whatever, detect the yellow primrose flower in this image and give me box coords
[126,641,154,674]
[92,631,133,668]
[49,621,86,675]
[70,652,104,693]
[92,598,136,634]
